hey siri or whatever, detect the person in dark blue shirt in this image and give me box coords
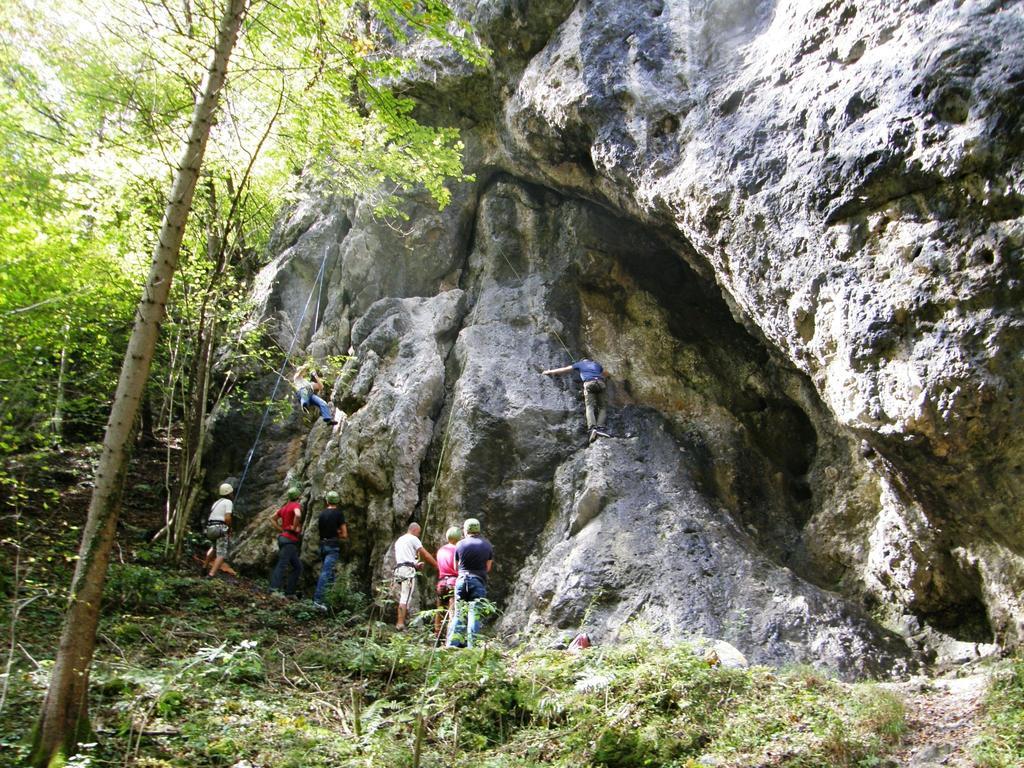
[446,518,494,648]
[542,358,609,442]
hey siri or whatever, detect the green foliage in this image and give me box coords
[194,640,265,683]
[103,565,175,612]
[256,0,487,217]
[324,561,370,615]
[0,3,145,448]
[974,656,1024,768]
[0,0,488,461]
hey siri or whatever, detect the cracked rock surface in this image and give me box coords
[208,0,1023,674]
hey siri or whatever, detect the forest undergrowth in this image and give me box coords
[1,444,1022,768]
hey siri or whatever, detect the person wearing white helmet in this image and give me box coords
[203,482,234,578]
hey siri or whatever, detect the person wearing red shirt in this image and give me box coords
[271,486,303,597]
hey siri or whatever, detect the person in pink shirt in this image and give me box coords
[434,526,461,637]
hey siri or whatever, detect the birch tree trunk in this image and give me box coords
[29,1,248,763]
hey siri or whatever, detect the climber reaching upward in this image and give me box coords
[293,364,337,425]
[542,358,610,442]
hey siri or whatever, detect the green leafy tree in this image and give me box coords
[28,2,251,763]
[7,0,487,763]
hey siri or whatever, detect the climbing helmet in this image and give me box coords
[325,491,340,505]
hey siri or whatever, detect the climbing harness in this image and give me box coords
[234,245,333,504]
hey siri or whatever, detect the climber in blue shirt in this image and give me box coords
[542,358,610,442]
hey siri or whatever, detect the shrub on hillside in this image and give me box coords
[975,656,1024,768]
[104,564,174,612]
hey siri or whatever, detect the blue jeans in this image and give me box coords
[271,537,302,595]
[447,575,487,648]
[313,544,340,604]
[297,388,333,421]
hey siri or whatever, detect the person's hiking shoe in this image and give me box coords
[592,428,610,439]
[313,601,328,612]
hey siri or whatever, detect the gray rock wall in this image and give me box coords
[207,0,1024,674]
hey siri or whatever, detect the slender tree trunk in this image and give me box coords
[29,2,248,764]
[169,178,224,557]
[140,390,156,444]
[51,325,69,445]
[158,325,183,430]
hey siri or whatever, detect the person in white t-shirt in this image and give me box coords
[391,522,438,630]
[203,482,234,578]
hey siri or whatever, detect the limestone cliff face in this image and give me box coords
[208,0,1024,676]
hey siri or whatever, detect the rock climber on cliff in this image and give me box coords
[292,363,337,425]
[391,522,438,631]
[542,358,610,443]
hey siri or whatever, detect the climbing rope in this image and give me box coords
[497,248,575,362]
[234,245,332,505]
[312,245,326,337]
[419,396,460,540]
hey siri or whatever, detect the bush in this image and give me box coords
[194,640,265,683]
[324,562,369,615]
[104,564,173,612]
[975,657,1024,768]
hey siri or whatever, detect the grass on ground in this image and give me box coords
[2,443,1017,768]
[2,546,910,768]
[973,655,1024,768]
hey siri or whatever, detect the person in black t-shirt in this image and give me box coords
[312,491,349,610]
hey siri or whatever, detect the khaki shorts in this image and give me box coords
[205,524,229,558]
[395,565,417,606]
